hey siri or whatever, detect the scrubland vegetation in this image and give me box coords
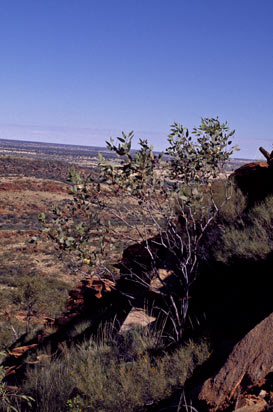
[7,329,208,412]
[3,186,273,411]
[1,119,272,411]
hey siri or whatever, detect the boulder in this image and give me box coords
[61,275,115,317]
[121,234,166,273]
[8,344,38,359]
[119,307,156,333]
[233,398,267,412]
[231,146,273,206]
[197,312,273,411]
[232,161,273,206]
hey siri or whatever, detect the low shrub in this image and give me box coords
[211,181,246,223]
[0,352,34,412]
[18,328,210,412]
[22,349,75,412]
[215,194,273,263]
[0,270,69,349]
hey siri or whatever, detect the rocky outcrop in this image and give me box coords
[232,147,273,206]
[54,275,115,327]
[197,312,273,411]
[2,232,174,386]
[2,274,130,386]
[121,234,167,273]
[233,397,267,412]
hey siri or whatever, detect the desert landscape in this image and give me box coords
[1,133,273,412]
[0,2,272,410]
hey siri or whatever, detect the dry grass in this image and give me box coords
[19,328,210,412]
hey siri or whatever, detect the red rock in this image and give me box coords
[5,386,19,392]
[232,161,273,206]
[9,344,38,358]
[69,288,82,298]
[233,399,267,412]
[2,273,122,387]
[81,276,114,298]
[197,312,273,411]
[5,364,23,377]
[54,313,78,326]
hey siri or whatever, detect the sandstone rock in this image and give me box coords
[197,312,273,411]
[63,275,115,316]
[54,313,78,327]
[235,394,268,410]
[5,364,24,377]
[119,307,156,333]
[232,161,273,206]
[5,386,19,392]
[9,344,38,358]
[2,268,134,391]
[233,398,267,412]
[69,276,114,301]
[150,268,173,292]
[231,146,273,207]
[121,235,167,273]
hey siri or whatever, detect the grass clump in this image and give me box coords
[0,270,69,350]
[18,328,210,412]
[22,349,75,412]
[211,181,246,223]
[215,194,273,263]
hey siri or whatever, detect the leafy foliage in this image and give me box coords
[166,118,235,184]
[42,118,237,342]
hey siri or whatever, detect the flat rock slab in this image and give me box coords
[119,307,156,333]
[233,399,267,412]
[197,312,273,411]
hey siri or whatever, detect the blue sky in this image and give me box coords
[0,0,272,159]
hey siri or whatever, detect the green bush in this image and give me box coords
[43,118,237,343]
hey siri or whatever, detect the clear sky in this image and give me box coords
[0,0,272,159]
